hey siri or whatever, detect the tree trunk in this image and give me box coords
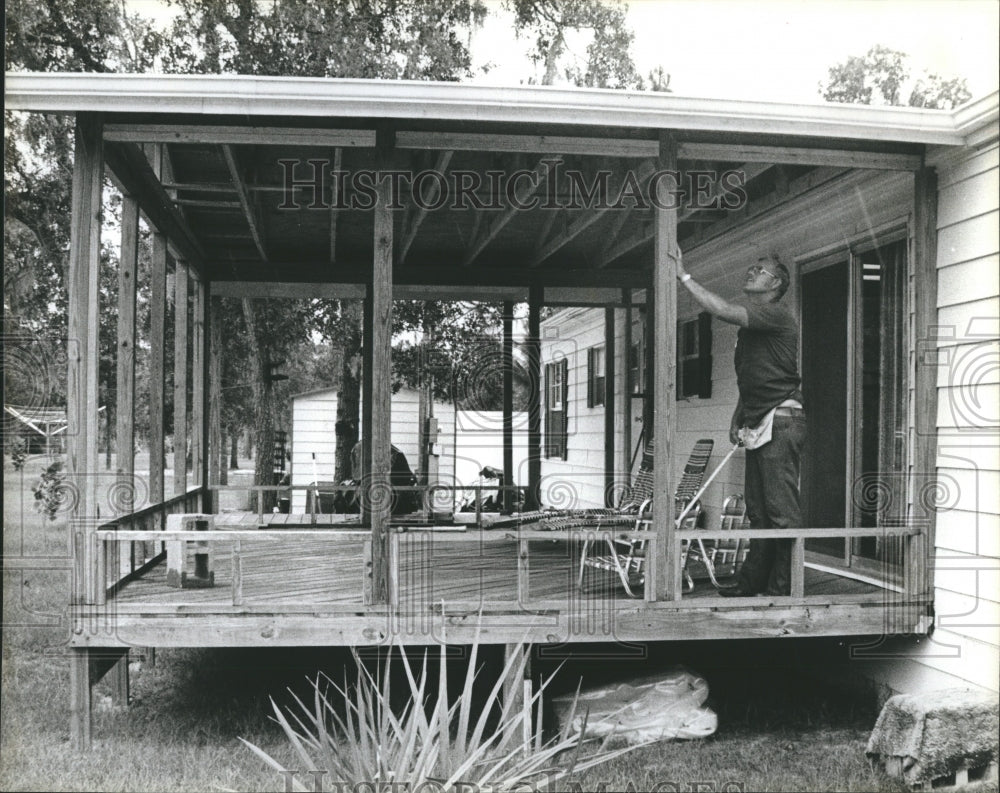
[334,302,363,482]
[219,434,228,486]
[229,432,238,469]
[105,402,113,470]
[242,298,276,513]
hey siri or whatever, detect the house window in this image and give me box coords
[587,345,606,407]
[544,358,568,459]
[676,312,713,399]
[629,316,645,395]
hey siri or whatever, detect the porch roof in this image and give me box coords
[6,73,997,293]
[6,72,997,145]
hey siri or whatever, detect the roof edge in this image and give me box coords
[4,71,972,146]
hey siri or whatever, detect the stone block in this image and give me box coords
[867,687,999,787]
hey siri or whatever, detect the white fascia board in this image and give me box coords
[953,91,1000,147]
[4,72,967,146]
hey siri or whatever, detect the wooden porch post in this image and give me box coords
[623,290,633,476]
[116,194,139,513]
[503,301,515,512]
[173,259,189,495]
[364,132,394,605]
[652,133,679,601]
[149,232,167,515]
[67,112,102,751]
[526,285,543,510]
[67,113,103,526]
[208,295,223,514]
[910,167,939,614]
[604,306,616,507]
[191,277,205,491]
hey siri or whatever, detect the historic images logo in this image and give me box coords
[277,158,749,213]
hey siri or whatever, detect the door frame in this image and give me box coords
[796,224,910,578]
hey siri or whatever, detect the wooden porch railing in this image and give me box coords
[89,486,205,604]
[90,521,924,617]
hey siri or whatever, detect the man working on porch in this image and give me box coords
[672,249,806,597]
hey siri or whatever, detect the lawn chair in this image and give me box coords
[683,493,750,589]
[576,439,714,597]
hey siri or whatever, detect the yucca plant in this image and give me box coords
[241,638,641,791]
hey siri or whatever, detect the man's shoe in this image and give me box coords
[717,583,759,597]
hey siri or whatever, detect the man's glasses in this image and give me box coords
[747,264,778,279]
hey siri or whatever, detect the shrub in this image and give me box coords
[241,639,640,791]
[32,460,66,521]
[9,437,29,471]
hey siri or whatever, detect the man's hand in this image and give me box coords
[729,424,741,446]
[670,244,687,281]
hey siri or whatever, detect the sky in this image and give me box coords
[126,0,999,104]
[470,0,1000,103]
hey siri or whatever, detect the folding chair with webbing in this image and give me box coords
[576,439,715,597]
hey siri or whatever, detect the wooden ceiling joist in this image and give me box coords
[462,156,552,267]
[104,124,375,148]
[173,198,242,209]
[207,262,650,289]
[104,141,205,273]
[677,142,921,171]
[398,149,454,265]
[531,160,656,268]
[599,161,772,267]
[329,147,343,265]
[222,144,268,263]
[397,131,656,158]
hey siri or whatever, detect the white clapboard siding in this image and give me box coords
[291,387,455,512]
[926,140,1000,692]
[452,409,529,494]
[290,390,339,513]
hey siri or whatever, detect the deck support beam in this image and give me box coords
[70,648,92,750]
[173,260,189,495]
[502,643,532,750]
[503,301,515,513]
[526,286,543,510]
[364,131,394,605]
[652,133,679,601]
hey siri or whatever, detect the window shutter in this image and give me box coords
[560,358,569,459]
[587,348,595,408]
[543,363,552,457]
[698,311,713,399]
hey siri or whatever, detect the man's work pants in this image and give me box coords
[737,411,806,595]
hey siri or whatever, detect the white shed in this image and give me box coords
[289,386,457,513]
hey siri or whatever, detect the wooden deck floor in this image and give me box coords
[112,528,879,608]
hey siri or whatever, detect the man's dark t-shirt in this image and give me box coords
[734,301,803,427]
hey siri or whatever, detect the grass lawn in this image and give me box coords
[2,453,994,792]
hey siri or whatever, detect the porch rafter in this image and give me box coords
[221,143,268,262]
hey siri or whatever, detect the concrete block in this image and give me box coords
[165,514,215,588]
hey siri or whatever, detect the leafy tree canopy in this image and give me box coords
[819,44,971,109]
